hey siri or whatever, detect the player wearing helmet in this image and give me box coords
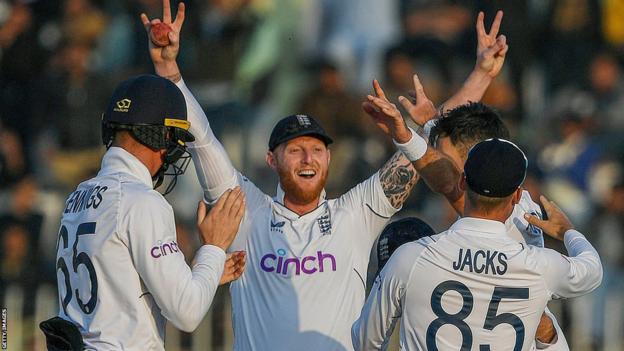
[40,75,245,350]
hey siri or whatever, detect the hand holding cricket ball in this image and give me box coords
[140,0,185,70]
[149,22,172,47]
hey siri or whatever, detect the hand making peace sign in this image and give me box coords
[475,11,508,78]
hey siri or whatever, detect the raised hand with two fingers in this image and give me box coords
[397,74,437,127]
[475,10,508,78]
[362,80,412,143]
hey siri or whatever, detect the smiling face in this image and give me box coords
[266,136,331,206]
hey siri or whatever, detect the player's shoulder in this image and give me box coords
[392,232,446,262]
[382,241,422,282]
[119,180,170,214]
[383,233,446,284]
[61,174,118,217]
[417,231,447,245]
[332,171,395,215]
[518,244,565,273]
[236,172,272,206]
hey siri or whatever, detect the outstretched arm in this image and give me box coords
[140,0,185,83]
[141,0,238,202]
[385,11,508,214]
[378,151,419,209]
[366,79,463,212]
[393,75,465,213]
[363,80,422,209]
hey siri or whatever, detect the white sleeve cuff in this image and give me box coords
[392,127,427,161]
[535,333,558,349]
[195,244,226,264]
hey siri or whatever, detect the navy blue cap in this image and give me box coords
[377,217,435,270]
[464,138,527,198]
[268,114,333,151]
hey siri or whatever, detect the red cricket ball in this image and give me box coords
[150,22,172,47]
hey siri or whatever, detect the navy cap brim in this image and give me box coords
[270,131,333,151]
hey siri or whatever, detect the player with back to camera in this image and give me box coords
[367,102,570,348]
[39,74,246,350]
[352,138,603,350]
[140,1,510,350]
[363,11,569,348]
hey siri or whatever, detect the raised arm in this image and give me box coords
[140,0,238,203]
[399,11,507,125]
[363,80,462,211]
[388,11,508,214]
[441,11,507,112]
[363,80,422,209]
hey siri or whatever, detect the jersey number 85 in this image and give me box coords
[427,280,529,351]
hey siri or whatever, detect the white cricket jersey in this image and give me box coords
[505,191,569,350]
[54,147,226,350]
[352,217,602,351]
[228,172,398,350]
[175,78,399,350]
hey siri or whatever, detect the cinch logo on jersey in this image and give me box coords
[260,249,336,276]
[150,241,180,258]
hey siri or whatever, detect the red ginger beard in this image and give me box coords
[276,162,329,206]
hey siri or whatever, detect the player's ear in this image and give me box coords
[458,172,467,192]
[266,151,277,170]
[326,148,331,165]
[511,187,523,206]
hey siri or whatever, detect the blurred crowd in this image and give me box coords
[1,0,624,349]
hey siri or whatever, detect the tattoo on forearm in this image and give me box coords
[379,152,419,208]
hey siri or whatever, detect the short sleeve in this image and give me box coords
[335,172,399,247]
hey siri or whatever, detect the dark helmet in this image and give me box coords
[377,217,435,272]
[102,75,195,195]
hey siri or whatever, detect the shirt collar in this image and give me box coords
[272,183,328,220]
[97,147,154,188]
[450,217,507,236]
